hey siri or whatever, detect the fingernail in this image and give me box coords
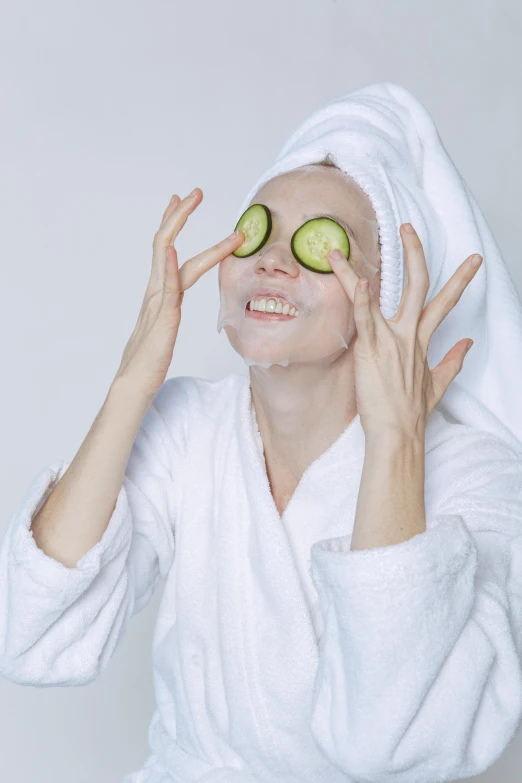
[466,339,474,352]
[470,254,483,267]
[330,249,345,260]
[229,229,242,239]
[403,223,415,233]
[188,187,199,198]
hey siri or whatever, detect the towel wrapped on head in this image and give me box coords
[235,81,522,452]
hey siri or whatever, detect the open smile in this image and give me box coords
[245,304,298,321]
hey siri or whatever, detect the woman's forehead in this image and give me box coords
[254,166,373,217]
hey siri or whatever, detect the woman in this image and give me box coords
[1,82,522,783]
[218,157,384,522]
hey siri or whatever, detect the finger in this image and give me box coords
[429,338,473,408]
[393,224,430,325]
[159,188,203,244]
[327,249,360,302]
[149,188,202,291]
[353,278,377,349]
[160,245,184,313]
[178,230,245,292]
[159,194,181,227]
[329,249,383,326]
[417,254,482,349]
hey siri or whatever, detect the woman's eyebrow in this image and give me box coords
[269,208,359,246]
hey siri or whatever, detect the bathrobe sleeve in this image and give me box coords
[0,376,190,688]
[309,429,522,783]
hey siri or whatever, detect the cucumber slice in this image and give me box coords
[232,204,272,257]
[291,217,350,273]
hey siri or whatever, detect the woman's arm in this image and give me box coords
[350,432,426,551]
[30,377,154,568]
[0,376,190,687]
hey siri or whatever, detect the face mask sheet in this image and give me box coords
[217,175,380,371]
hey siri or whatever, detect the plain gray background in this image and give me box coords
[1,1,521,780]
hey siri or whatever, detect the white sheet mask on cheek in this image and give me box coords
[216,213,381,369]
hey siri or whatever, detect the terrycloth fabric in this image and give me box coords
[1,374,522,782]
[236,81,522,453]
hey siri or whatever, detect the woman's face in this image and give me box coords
[217,164,381,368]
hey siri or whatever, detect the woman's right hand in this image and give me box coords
[114,187,244,398]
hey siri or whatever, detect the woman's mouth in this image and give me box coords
[245,298,299,320]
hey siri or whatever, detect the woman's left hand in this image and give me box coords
[328,223,483,442]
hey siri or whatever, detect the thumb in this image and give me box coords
[430,339,472,406]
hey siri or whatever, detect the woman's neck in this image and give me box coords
[249,351,358,488]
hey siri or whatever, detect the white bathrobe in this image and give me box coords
[1,372,522,783]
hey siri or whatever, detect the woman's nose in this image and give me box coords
[254,243,300,276]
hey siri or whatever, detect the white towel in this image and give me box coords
[236,81,522,453]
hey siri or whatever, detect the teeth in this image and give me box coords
[248,297,298,316]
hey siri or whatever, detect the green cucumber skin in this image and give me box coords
[232,204,272,258]
[291,218,350,274]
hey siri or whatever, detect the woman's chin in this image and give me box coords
[233,343,293,368]
[224,326,350,368]
[230,340,347,368]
